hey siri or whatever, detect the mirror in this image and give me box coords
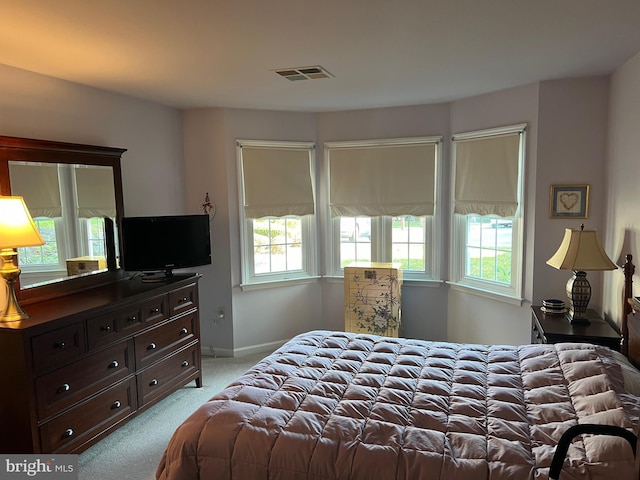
[0,135,126,304]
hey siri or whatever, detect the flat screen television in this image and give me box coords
[121,214,211,279]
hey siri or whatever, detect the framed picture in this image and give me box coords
[550,184,589,218]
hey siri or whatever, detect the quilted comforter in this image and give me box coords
[157,331,640,480]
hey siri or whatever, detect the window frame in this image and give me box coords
[449,124,526,302]
[237,139,317,288]
[325,137,442,281]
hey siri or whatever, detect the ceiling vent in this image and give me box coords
[273,65,333,81]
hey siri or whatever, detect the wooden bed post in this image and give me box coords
[622,254,635,358]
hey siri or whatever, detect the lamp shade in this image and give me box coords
[0,196,45,248]
[546,227,616,271]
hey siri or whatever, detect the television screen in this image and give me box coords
[121,214,211,276]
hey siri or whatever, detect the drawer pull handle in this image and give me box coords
[149,379,158,386]
[108,360,119,369]
[57,383,71,394]
[101,325,112,332]
[127,316,137,322]
[180,327,189,335]
[182,361,190,367]
[151,307,160,314]
[55,341,67,349]
[147,343,157,350]
[112,400,121,409]
[62,429,74,439]
[180,296,188,303]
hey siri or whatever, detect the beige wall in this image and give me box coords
[0,63,185,315]
[603,51,640,327]
[1,54,636,353]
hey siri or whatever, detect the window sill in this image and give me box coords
[446,281,524,306]
[324,275,444,288]
[240,276,321,291]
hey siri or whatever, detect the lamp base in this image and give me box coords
[565,270,591,325]
[1,248,29,322]
[565,313,591,325]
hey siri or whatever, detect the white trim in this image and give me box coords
[237,139,316,150]
[451,123,527,141]
[236,140,317,286]
[324,136,442,149]
[447,281,525,306]
[239,276,321,291]
[449,124,527,299]
[324,136,442,281]
[202,338,288,358]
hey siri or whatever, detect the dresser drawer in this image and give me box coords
[134,311,198,369]
[169,283,198,316]
[87,296,167,350]
[35,340,134,420]
[138,343,199,406]
[86,304,145,350]
[39,377,136,453]
[32,323,86,373]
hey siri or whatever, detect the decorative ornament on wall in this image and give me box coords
[550,184,589,218]
[201,192,216,220]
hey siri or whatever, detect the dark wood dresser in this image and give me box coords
[531,306,621,351]
[0,273,201,454]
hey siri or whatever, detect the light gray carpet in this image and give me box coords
[78,351,270,480]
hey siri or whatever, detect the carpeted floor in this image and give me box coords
[78,351,270,480]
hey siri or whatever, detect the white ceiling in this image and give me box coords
[1,1,639,112]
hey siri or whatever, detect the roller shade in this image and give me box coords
[8,163,62,218]
[75,166,117,218]
[453,132,521,217]
[328,142,437,217]
[241,146,314,218]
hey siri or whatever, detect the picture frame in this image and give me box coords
[550,184,589,218]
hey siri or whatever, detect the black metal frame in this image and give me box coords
[550,424,637,479]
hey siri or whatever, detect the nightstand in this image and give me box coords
[531,306,621,351]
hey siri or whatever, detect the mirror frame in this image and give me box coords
[0,135,127,305]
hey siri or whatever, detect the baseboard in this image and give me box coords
[201,338,288,358]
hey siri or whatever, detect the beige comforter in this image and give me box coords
[157,331,640,480]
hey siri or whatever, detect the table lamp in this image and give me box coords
[0,196,45,322]
[546,224,617,325]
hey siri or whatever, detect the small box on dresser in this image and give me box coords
[344,262,403,337]
[0,273,202,454]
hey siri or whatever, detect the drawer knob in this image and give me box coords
[55,341,67,349]
[180,296,188,303]
[180,327,188,335]
[149,378,158,386]
[57,383,71,394]
[100,325,112,332]
[151,307,160,314]
[108,360,119,369]
[127,315,137,322]
[62,428,74,439]
[182,360,189,367]
[111,400,121,409]
[147,343,157,350]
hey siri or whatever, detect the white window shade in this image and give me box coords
[453,132,521,217]
[8,163,62,218]
[241,146,314,218]
[75,166,116,218]
[328,142,437,217]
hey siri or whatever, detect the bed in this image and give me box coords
[156,256,640,480]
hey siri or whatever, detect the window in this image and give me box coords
[18,218,61,267]
[237,140,316,286]
[84,217,108,258]
[450,124,526,300]
[327,137,440,280]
